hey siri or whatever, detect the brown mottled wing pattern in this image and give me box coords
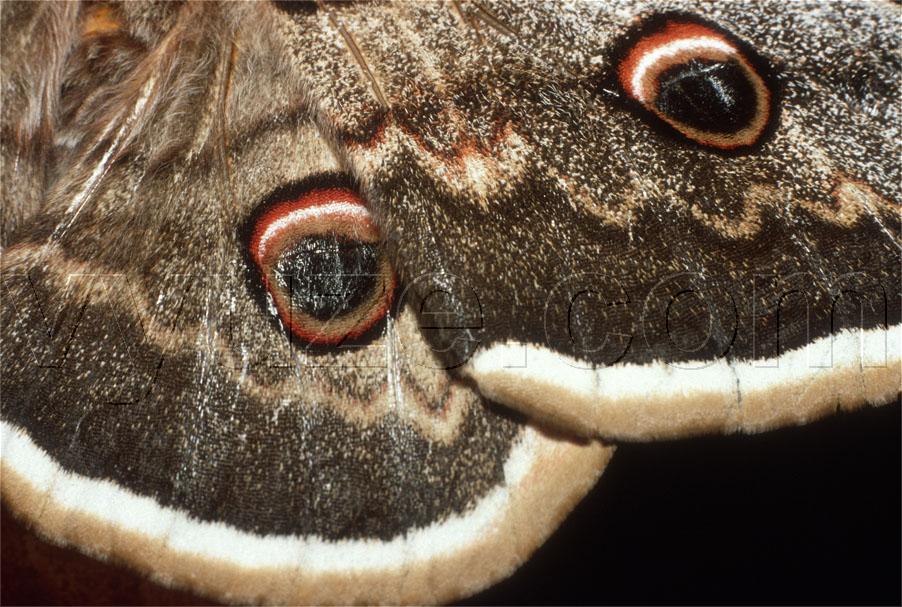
[1,2,608,604]
[0,0,899,604]
[275,0,900,439]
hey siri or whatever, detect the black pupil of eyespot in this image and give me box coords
[655,59,756,134]
[274,234,380,321]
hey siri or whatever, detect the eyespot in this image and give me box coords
[248,183,395,346]
[615,14,777,150]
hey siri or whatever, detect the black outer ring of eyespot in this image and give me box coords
[239,172,398,353]
[595,11,783,156]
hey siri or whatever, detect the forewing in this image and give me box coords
[273,0,901,439]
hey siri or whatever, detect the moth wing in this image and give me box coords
[275,0,901,439]
[0,3,610,604]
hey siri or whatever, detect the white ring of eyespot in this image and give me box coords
[256,202,372,260]
[629,36,737,104]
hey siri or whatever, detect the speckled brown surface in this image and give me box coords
[1,1,898,604]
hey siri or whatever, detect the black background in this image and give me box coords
[466,401,901,605]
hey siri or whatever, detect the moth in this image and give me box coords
[1,0,898,604]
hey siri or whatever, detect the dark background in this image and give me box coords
[466,401,901,605]
[3,402,900,605]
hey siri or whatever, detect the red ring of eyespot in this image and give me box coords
[616,19,772,150]
[249,187,396,346]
